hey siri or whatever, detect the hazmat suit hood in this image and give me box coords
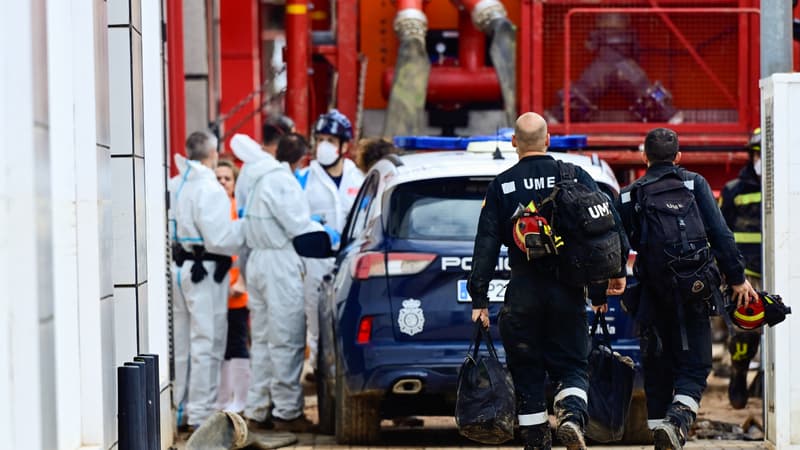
[174,152,188,174]
[231,133,275,209]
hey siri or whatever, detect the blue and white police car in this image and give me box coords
[315,134,644,444]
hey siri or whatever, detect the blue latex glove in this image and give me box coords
[323,224,341,248]
[310,214,325,224]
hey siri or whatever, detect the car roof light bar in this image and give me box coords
[393,132,587,152]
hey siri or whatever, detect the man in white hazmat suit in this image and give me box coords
[296,110,364,379]
[172,131,245,429]
[231,133,323,433]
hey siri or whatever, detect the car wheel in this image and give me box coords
[316,349,335,435]
[621,388,653,444]
[334,352,381,444]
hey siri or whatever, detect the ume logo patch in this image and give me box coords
[587,202,611,219]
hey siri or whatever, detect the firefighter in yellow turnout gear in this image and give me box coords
[718,128,763,409]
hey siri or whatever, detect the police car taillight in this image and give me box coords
[356,316,373,344]
[352,252,436,280]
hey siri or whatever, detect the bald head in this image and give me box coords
[513,112,549,155]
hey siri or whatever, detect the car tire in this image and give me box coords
[334,352,381,444]
[317,351,335,435]
[621,388,653,444]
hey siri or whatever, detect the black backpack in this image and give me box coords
[631,169,721,302]
[539,161,622,287]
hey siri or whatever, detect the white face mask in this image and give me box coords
[316,141,340,166]
[753,158,762,176]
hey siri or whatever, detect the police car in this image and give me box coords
[315,134,644,444]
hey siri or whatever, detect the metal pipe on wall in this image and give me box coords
[458,9,485,72]
[286,0,310,135]
[760,0,794,76]
[166,0,187,176]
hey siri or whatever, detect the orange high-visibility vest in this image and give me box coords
[228,198,248,309]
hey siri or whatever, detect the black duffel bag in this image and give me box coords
[585,312,636,443]
[455,322,516,445]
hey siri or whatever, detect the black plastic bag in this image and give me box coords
[585,312,636,443]
[455,322,516,444]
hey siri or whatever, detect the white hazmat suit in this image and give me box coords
[231,134,322,422]
[297,159,364,371]
[168,155,189,419]
[172,158,245,426]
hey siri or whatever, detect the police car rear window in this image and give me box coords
[387,178,488,241]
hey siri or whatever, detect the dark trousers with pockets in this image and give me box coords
[639,288,711,431]
[499,269,590,429]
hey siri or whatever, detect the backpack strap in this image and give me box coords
[630,178,650,247]
[674,168,696,254]
[556,160,577,183]
[631,169,687,248]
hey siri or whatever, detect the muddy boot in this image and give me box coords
[272,414,317,433]
[652,421,684,450]
[520,423,552,450]
[556,421,586,450]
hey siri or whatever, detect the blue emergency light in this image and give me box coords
[393,131,587,151]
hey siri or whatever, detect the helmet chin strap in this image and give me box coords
[320,155,342,170]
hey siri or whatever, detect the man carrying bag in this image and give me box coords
[615,128,757,450]
[585,311,636,443]
[467,112,629,450]
[455,323,516,444]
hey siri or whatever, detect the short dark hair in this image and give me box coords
[356,138,399,172]
[644,128,679,163]
[276,133,309,165]
[263,115,295,146]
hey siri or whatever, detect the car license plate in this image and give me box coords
[457,279,507,303]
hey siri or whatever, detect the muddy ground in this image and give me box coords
[176,343,764,448]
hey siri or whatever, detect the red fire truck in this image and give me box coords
[198,0,800,189]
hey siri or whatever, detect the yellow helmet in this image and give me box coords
[748,128,761,152]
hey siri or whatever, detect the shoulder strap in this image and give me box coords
[557,160,576,183]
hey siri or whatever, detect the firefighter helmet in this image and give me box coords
[748,128,761,152]
[729,297,765,330]
[511,203,556,260]
[314,109,353,142]
[727,290,791,330]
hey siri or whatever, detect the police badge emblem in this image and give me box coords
[398,298,425,336]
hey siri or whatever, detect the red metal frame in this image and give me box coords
[220,0,262,147]
[560,6,760,144]
[794,2,800,72]
[518,0,532,114]
[286,0,311,134]
[166,0,186,176]
[335,0,359,126]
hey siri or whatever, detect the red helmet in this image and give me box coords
[730,296,765,330]
[512,203,556,260]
